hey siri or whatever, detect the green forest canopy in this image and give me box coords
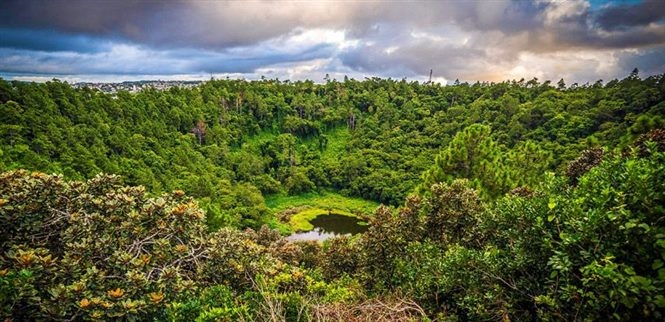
[1,73,663,229]
[1,73,665,320]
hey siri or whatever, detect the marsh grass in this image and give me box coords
[266,190,378,232]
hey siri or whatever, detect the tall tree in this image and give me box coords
[421,124,508,197]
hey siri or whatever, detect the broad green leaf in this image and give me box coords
[548,198,557,210]
[655,295,665,308]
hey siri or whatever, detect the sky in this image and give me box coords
[1,0,664,84]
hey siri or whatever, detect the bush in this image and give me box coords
[353,150,665,320]
[0,171,207,319]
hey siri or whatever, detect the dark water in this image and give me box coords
[287,213,368,241]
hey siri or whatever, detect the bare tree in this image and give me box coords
[192,120,207,145]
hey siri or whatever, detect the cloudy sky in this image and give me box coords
[1,0,664,84]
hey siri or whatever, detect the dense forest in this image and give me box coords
[1,72,665,320]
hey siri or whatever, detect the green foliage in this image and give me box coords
[0,170,372,321]
[422,124,553,199]
[423,125,504,195]
[0,171,208,320]
[539,150,665,319]
[351,148,665,320]
[2,74,663,214]
[565,147,604,185]
[283,167,316,195]
[632,128,665,157]
[1,73,664,320]
[355,181,483,292]
[167,285,250,322]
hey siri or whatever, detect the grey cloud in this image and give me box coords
[486,1,665,54]
[1,0,664,84]
[0,38,335,76]
[595,0,665,31]
[0,28,111,53]
[0,0,351,49]
[553,0,665,51]
[3,0,662,54]
[343,1,544,39]
[0,0,554,51]
[0,0,172,37]
[189,43,337,73]
[338,25,490,81]
[617,47,665,75]
[0,48,184,75]
[589,25,665,49]
[539,22,665,53]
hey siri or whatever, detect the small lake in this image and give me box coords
[287,213,368,241]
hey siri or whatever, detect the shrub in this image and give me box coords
[0,171,208,319]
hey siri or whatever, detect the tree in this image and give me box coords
[192,120,207,145]
[421,124,509,198]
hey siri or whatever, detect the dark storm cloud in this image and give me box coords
[0,28,110,53]
[589,26,665,49]
[0,0,175,40]
[542,0,665,51]
[595,0,665,31]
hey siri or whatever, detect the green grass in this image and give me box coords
[266,190,378,214]
[288,208,359,232]
[266,190,379,232]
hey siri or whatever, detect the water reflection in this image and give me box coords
[287,213,367,241]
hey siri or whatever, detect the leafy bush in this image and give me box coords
[565,147,604,185]
[352,148,665,320]
[0,171,210,319]
[0,170,380,320]
[167,285,250,322]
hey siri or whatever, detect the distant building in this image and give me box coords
[73,80,202,93]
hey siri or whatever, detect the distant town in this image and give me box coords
[72,80,203,93]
